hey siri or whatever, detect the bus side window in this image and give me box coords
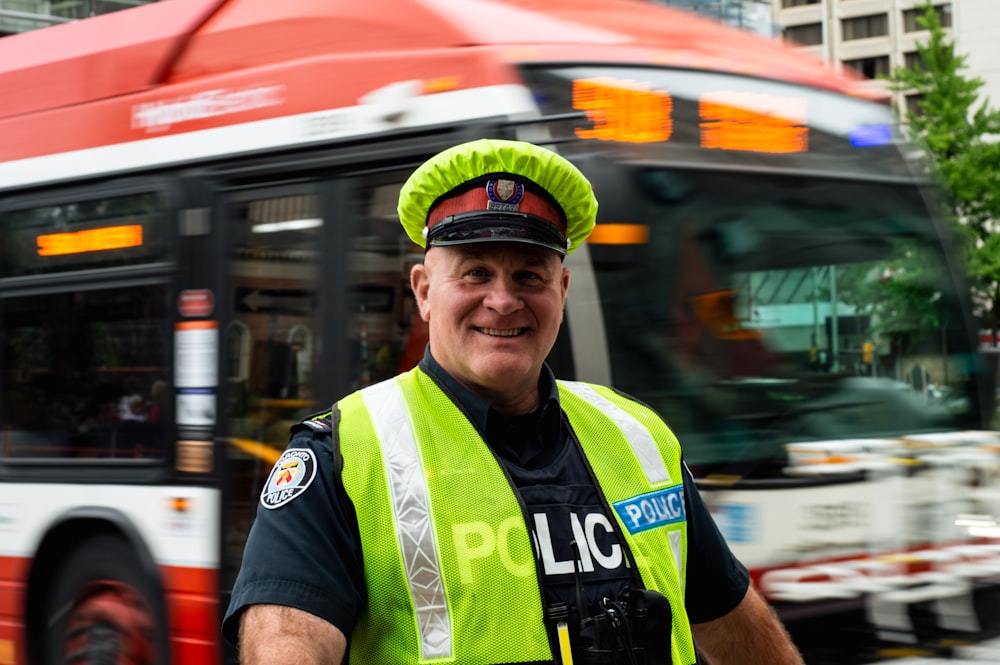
[0,190,172,462]
[0,285,169,460]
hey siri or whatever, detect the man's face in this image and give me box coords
[411,242,570,411]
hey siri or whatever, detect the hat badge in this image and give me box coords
[486,179,523,212]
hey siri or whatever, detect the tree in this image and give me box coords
[839,241,945,337]
[885,2,1000,337]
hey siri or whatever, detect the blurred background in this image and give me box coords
[1,0,999,663]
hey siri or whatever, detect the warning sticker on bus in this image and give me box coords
[261,449,317,509]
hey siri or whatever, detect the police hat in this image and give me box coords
[397,139,598,256]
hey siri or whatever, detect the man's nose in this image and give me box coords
[483,277,523,315]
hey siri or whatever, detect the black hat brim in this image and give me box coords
[426,211,568,256]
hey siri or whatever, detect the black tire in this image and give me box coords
[42,534,167,665]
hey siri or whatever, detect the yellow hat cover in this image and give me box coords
[398,139,598,256]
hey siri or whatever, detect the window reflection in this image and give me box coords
[225,192,322,453]
[1,285,169,460]
[592,169,974,471]
[348,179,424,388]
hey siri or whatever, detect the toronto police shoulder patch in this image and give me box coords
[260,448,318,510]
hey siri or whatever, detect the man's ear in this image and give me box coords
[411,263,431,322]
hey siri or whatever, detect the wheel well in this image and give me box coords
[24,513,165,665]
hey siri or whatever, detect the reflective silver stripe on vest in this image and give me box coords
[670,529,685,586]
[361,380,452,660]
[559,381,672,485]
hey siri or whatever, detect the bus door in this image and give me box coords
[218,183,324,598]
[219,166,425,593]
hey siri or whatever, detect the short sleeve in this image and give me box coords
[682,465,750,623]
[222,422,366,645]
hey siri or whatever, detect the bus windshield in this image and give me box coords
[589,167,978,471]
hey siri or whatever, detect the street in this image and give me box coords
[786,585,1000,664]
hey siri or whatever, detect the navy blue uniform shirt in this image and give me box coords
[223,349,749,649]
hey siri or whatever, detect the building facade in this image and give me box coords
[654,0,774,33]
[0,0,151,36]
[772,0,1000,116]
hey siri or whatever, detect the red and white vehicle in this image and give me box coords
[1,0,997,662]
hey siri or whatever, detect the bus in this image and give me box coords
[1,0,998,662]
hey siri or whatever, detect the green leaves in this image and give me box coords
[883,1,1000,329]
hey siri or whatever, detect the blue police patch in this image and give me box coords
[613,485,686,534]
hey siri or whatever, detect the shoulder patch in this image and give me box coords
[260,448,318,510]
[290,412,333,437]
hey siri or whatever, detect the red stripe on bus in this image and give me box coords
[1,556,221,665]
[169,637,220,665]
[161,565,220,665]
[0,620,26,665]
[0,556,30,664]
[0,555,28,619]
[0,54,512,164]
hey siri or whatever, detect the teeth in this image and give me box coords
[480,327,521,337]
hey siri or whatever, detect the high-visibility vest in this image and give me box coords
[338,367,695,664]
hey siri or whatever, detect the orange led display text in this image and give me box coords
[37,224,144,256]
[573,77,673,143]
[699,91,808,153]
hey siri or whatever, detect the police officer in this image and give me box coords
[224,139,804,665]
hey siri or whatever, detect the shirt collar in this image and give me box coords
[417,345,561,433]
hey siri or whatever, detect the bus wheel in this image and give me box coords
[43,535,163,665]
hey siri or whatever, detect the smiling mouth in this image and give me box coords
[477,327,526,337]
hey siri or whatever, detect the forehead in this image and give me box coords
[431,243,562,267]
